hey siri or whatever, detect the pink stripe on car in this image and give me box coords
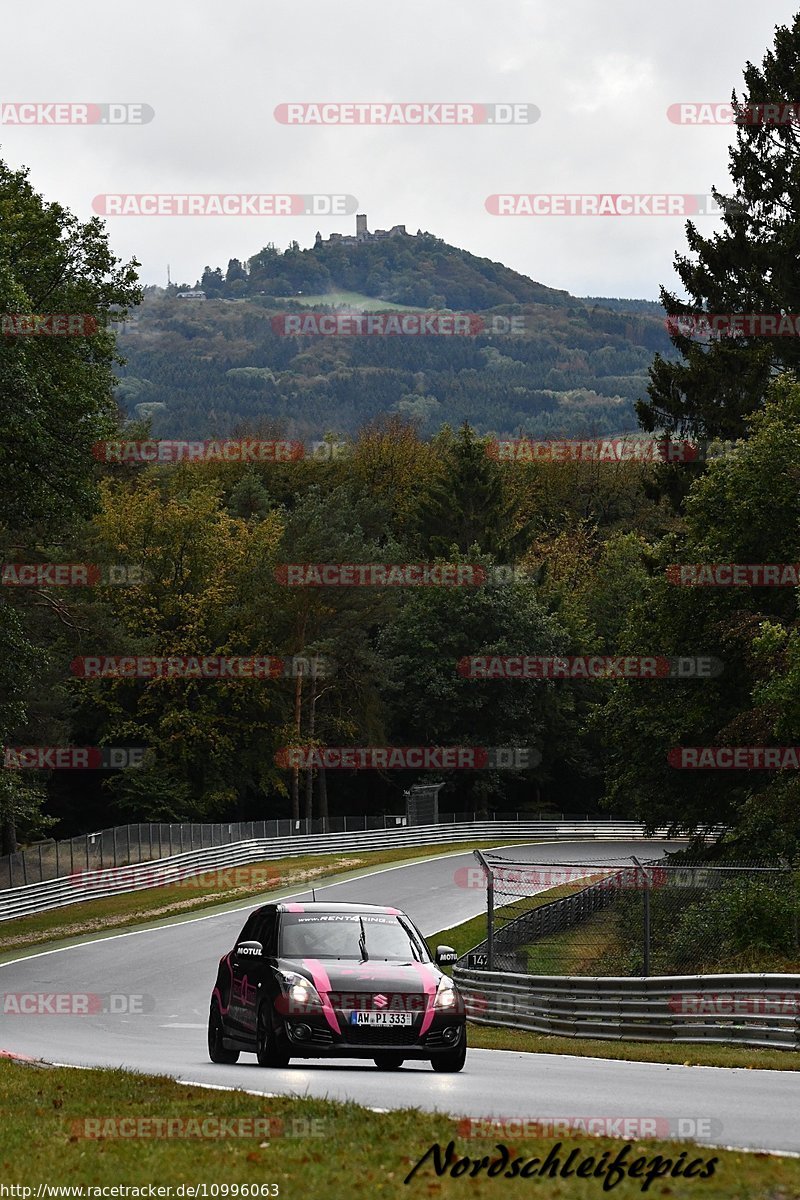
[302,958,341,1034]
[411,962,439,1035]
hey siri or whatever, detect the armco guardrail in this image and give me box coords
[0,820,673,922]
[0,811,636,888]
[453,967,800,1050]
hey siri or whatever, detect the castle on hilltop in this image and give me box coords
[315,214,408,248]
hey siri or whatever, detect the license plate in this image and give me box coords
[350,1011,413,1026]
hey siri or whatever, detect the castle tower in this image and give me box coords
[356,213,368,238]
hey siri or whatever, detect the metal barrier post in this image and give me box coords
[632,856,650,976]
[474,850,494,971]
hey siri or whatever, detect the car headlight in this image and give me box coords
[434,977,458,1010]
[279,971,323,1010]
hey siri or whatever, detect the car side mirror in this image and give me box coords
[236,940,264,958]
[435,945,458,966]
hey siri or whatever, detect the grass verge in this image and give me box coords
[0,841,502,958]
[465,1024,800,1072]
[0,1059,798,1197]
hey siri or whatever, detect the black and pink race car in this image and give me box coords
[208,900,466,1071]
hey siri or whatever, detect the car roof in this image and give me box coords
[264,901,404,915]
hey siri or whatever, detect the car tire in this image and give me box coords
[208,1000,239,1064]
[256,1000,291,1068]
[373,1053,404,1070]
[430,1037,467,1073]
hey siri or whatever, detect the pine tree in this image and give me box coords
[228,469,272,520]
[639,14,800,440]
[412,423,532,559]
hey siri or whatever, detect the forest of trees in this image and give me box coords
[114,285,671,442]
[1,395,799,860]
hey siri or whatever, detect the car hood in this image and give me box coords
[278,957,443,995]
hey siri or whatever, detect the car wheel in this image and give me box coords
[373,1053,404,1070]
[256,1001,291,1068]
[430,1038,467,1073]
[208,1000,239,1064]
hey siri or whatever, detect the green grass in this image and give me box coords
[466,1023,800,1071]
[520,906,621,974]
[436,880,601,964]
[274,290,423,311]
[0,841,505,959]
[1,1060,798,1196]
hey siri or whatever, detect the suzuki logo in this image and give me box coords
[373,994,388,1008]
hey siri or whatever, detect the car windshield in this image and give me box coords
[279,912,428,961]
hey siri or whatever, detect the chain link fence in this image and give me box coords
[461,851,800,977]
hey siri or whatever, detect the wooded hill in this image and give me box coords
[115,231,672,441]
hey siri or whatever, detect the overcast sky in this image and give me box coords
[1,1,798,301]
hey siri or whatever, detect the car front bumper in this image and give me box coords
[282,1010,466,1059]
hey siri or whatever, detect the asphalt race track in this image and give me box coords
[2,839,798,1155]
